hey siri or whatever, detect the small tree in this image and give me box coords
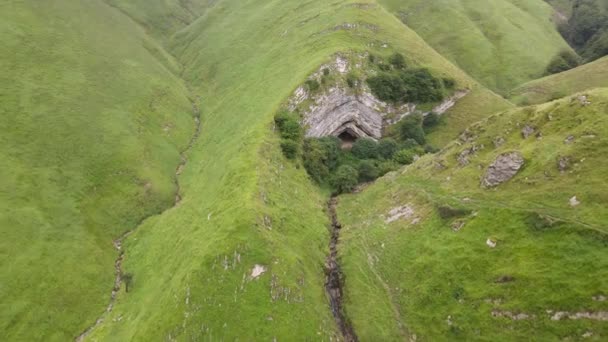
[378,138,398,159]
[352,138,379,159]
[394,149,416,165]
[399,113,426,145]
[331,165,359,194]
[305,79,320,92]
[357,160,379,182]
[280,140,299,159]
[389,52,407,69]
[423,112,440,131]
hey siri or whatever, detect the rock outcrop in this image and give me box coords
[304,88,385,139]
[482,152,524,187]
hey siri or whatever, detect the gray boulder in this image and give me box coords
[482,152,525,188]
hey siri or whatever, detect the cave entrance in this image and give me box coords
[338,130,358,149]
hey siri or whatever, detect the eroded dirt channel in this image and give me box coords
[326,196,358,342]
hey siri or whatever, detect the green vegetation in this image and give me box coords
[366,55,452,103]
[510,56,608,104]
[0,2,195,340]
[545,49,581,74]
[338,88,608,340]
[557,0,608,61]
[378,0,574,93]
[5,0,604,340]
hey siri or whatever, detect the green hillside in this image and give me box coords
[0,1,199,341]
[378,0,574,93]
[510,56,608,104]
[2,0,607,341]
[339,89,608,340]
[84,1,510,340]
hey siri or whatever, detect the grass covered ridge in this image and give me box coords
[378,0,573,93]
[338,88,608,340]
[510,56,608,105]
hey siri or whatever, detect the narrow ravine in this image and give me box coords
[326,196,358,342]
[75,100,202,341]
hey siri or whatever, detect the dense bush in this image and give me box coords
[423,112,440,130]
[437,206,471,219]
[280,140,299,159]
[331,165,359,194]
[546,50,581,74]
[275,111,303,159]
[305,79,320,91]
[302,137,341,183]
[367,68,446,104]
[559,0,608,61]
[399,113,426,145]
[378,138,398,159]
[357,160,379,182]
[393,149,416,165]
[377,160,400,176]
[352,138,378,159]
[389,52,406,69]
[346,72,359,88]
[366,72,406,102]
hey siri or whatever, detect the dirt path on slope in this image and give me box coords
[75,101,202,341]
[326,196,358,342]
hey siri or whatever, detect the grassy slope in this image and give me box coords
[378,0,573,94]
[339,89,608,340]
[82,0,511,340]
[510,56,608,105]
[0,1,196,340]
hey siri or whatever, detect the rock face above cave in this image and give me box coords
[303,88,385,140]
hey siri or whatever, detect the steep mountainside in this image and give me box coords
[339,89,608,340]
[82,1,511,340]
[378,0,574,93]
[0,1,196,340]
[2,0,607,341]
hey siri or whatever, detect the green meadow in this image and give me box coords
[1,0,607,341]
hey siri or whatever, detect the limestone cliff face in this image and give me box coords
[303,88,385,139]
[287,54,469,141]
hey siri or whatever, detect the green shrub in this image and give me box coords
[401,138,420,149]
[377,160,399,176]
[400,68,445,103]
[367,72,406,102]
[323,68,330,76]
[280,140,299,159]
[346,72,359,88]
[378,138,398,159]
[389,52,406,69]
[279,119,303,141]
[274,111,291,129]
[302,137,341,183]
[357,160,379,182]
[437,206,471,219]
[442,77,456,88]
[399,113,426,145]
[367,68,445,104]
[352,138,378,159]
[546,50,581,74]
[302,139,329,182]
[424,145,440,154]
[393,149,416,165]
[331,165,359,194]
[305,79,320,91]
[423,112,440,130]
